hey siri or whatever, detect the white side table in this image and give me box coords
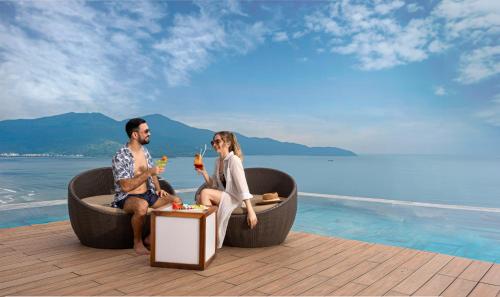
[150,206,217,270]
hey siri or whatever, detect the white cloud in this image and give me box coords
[407,3,424,13]
[153,14,226,87]
[292,31,306,39]
[303,1,442,71]
[0,0,160,120]
[154,5,269,87]
[0,0,270,119]
[297,57,309,63]
[433,0,500,39]
[301,0,499,83]
[456,46,500,84]
[272,31,288,42]
[475,94,500,126]
[434,86,447,96]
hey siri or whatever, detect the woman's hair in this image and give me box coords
[215,131,243,160]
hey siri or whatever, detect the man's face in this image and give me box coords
[136,123,150,145]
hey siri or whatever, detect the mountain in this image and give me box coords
[0,112,356,157]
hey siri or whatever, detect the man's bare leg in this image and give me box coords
[123,197,150,255]
[144,194,182,246]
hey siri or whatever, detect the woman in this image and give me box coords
[196,131,258,248]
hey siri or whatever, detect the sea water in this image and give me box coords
[1,155,500,262]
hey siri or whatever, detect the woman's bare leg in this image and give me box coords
[199,188,223,206]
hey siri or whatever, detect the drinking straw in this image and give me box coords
[201,144,207,157]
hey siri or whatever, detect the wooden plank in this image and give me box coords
[356,267,414,296]
[468,282,500,297]
[391,253,452,295]
[384,289,409,296]
[255,243,372,295]
[0,263,61,283]
[0,273,78,296]
[224,263,284,286]
[354,248,419,286]
[440,278,477,297]
[0,259,43,273]
[264,239,344,269]
[130,273,204,295]
[113,269,190,294]
[286,240,365,271]
[367,245,402,263]
[270,274,330,296]
[439,257,473,277]
[218,267,295,296]
[331,282,367,296]
[322,261,379,288]
[316,244,384,278]
[459,260,493,281]
[196,245,288,277]
[282,232,323,248]
[95,289,125,296]
[0,254,40,266]
[191,281,234,296]
[16,274,98,296]
[41,280,101,295]
[72,254,143,275]
[300,261,378,295]
[411,273,455,296]
[167,261,267,296]
[480,263,500,285]
[398,250,435,270]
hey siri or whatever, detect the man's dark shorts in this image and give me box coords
[115,191,159,209]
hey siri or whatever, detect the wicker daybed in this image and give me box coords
[68,167,175,249]
[196,167,297,248]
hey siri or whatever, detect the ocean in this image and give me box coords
[1,155,500,262]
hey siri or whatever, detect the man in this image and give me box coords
[112,118,182,255]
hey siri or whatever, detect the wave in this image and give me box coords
[0,188,17,193]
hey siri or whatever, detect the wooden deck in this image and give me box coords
[0,221,499,296]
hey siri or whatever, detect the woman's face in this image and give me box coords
[212,134,229,154]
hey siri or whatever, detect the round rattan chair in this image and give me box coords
[196,167,297,248]
[68,167,175,249]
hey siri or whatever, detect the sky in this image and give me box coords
[0,0,499,155]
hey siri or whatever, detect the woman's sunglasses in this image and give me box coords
[211,139,222,146]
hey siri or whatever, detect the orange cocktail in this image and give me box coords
[194,153,204,170]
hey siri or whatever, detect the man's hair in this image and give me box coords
[125,118,146,138]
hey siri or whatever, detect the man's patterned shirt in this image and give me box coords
[111,144,156,207]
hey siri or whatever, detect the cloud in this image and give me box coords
[407,3,424,13]
[0,0,162,120]
[301,0,499,83]
[456,46,500,84]
[475,94,500,126]
[303,1,441,71]
[153,14,226,87]
[434,86,447,96]
[433,0,500,40]
[0,0,270,119]
[272,31,288,42]
[154,4,269,87]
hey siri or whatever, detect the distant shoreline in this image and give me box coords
[0,153,85,158]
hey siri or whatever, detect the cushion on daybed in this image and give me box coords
[82,194,285,215]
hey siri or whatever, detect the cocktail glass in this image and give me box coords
[194,153,204,170]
